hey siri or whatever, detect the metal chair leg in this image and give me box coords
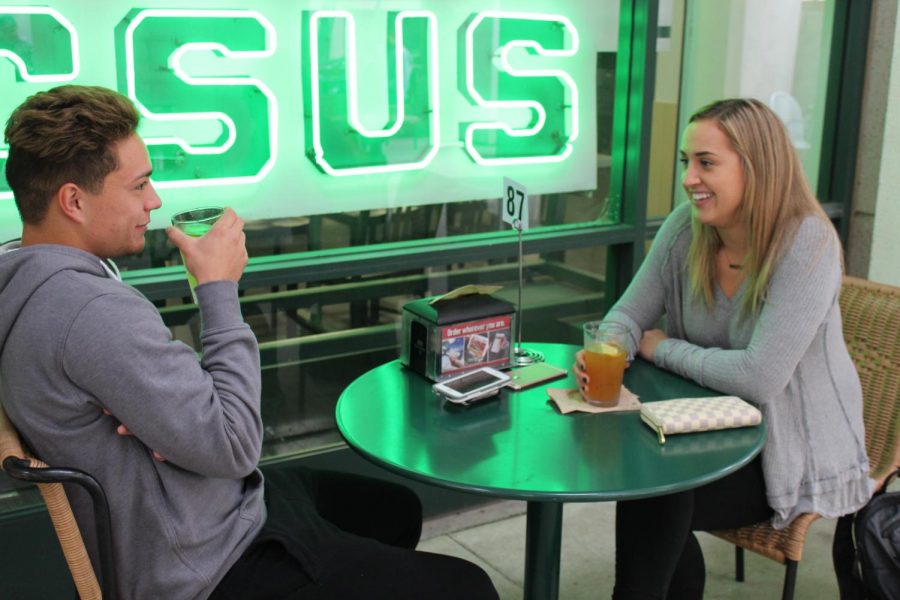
[735,546,745,582]
[782,560,798,600]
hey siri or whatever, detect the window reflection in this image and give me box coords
[678,0,833,199]
[644,0,835,220]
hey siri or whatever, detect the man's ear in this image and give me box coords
[56,183,87,223]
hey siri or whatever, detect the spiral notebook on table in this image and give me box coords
[640,396,762,444]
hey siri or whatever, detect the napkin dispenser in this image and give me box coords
[401,286,515,381]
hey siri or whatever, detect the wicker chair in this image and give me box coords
[0,402,116,599]
[709,275,900,600]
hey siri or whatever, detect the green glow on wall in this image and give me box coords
[0,1,602,241]
[303,10,439,176]
[116,9,277,187]
[461,11,579,166]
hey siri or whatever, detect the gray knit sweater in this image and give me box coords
[606,203,873,527]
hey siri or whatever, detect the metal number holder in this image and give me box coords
[505,180,544,366]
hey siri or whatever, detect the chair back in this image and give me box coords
[0,403,103,600]
[839,276,900,480]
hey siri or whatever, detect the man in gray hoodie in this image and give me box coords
[0,86,497,599]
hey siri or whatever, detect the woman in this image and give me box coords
[574,98,873,598]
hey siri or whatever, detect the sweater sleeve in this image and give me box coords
[62,280,263,478]
[603,204,691,358]
[653,216,842,404]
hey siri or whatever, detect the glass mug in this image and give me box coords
[170,207,225,303]
[582,321,628,407]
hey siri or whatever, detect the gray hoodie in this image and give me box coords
[0,243,264,599]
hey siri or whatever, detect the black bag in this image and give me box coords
[855,472,900,600]
[835,471,900,600]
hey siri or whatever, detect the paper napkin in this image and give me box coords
[547,386,641,414]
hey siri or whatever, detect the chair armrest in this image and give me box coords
[3,457,117,599]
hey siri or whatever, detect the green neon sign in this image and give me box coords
[0,7,79,201]
[116,9,277,187]
[0,7,77,82]
[461,11,579,166]
[0,1,601,241]
[303,10,439,176]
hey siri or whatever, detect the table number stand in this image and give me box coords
[503,177,544,366]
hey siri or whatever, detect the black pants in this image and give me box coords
[613,456,772,600]
[209,467,498,600]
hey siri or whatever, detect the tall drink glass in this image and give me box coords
[582,321,628,407]
[170,207,224,303]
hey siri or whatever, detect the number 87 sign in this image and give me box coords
[502,177,529,232]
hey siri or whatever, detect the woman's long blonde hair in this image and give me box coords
[686,98,832,315]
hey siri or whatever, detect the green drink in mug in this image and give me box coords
[170,207,225,303]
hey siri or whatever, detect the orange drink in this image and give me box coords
[583,322,628,407]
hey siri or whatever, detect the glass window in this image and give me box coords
[647,0,687,219]
[643,0,836,221]
[0,0,634,511]
[106,0,628,459]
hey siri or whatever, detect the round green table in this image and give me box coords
[336,342,765,600]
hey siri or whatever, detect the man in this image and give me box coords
[0,85,497,599]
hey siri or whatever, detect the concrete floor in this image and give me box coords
[419,500,840,599]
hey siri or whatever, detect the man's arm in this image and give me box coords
[64,208,262,477]
[64,285,262,478]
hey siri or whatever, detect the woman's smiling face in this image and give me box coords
[679,119,746,232]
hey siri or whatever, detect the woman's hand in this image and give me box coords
[639,329,668,362]
[573,349,589,399]
[574,344,634,399]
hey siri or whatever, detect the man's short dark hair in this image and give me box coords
[4,85,140,225]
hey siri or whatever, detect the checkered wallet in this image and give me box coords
[640,396,762,444]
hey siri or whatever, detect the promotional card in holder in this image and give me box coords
[401,285,515,381]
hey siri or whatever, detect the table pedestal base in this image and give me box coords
[523,501,563,600]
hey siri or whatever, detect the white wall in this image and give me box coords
[868,7,900,287]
